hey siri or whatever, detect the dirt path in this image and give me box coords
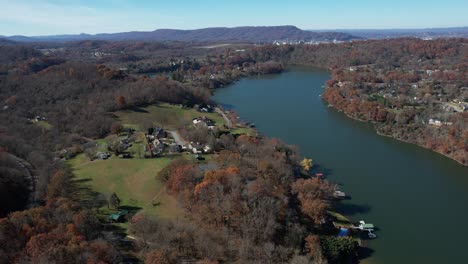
[168,130,188,146]
[215,107,232,128]
[72,160,97,168]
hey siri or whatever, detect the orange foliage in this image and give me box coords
[292,178,333,224]
[115,95,126,108]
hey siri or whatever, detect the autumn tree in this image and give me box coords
[292,179,333,224]
[165,164,197,195]
[47,170,72,199]
[110,122,123,134]
[115,95,126,108]
[304,235,326,263]
[5,95,18,107]
[145,250,171,264]
[300,158,313,172]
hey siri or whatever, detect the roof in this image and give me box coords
[108,210,129,220]
[109,213,122,220]
[337,228,349,237]
[361,223,374,229]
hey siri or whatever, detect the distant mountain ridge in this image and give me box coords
[310,27,468,39]
[3,26,359,43]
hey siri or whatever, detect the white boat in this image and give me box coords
[334,190,346,199]
[357,220,374,231]
[368,230,377,239]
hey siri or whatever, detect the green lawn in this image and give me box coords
[231,126,256,136]
[67,153,91,167]
[114,103,225,130]
[70,155,183,219]
[67,102,254,229]
[328,210,353,228]
[34,120,52,130]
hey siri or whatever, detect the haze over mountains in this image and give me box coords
[1,26,358,43]
[311,27,468,39]
[1,26,467,44]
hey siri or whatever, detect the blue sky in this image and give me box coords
[1,0,467,36]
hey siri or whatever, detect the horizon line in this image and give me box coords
[2,25,468,38]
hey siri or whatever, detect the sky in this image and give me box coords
[1,0,467,36]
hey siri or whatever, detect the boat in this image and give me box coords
[367,230,377,239]
[357,220,374,231]
[334,190,347,199]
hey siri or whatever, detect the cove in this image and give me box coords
[212,66,468,264]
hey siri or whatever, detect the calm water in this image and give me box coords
[213,67,468,264]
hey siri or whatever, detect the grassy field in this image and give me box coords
[67,153,90,167]
[114,103,225,130]
[69,155,183,219]
[328,210,353,228]
[231,126,256,136]
[33,120,52,130]
[67,103,247,232]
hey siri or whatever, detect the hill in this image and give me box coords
[0,37,17,45]
[4,26,360,43]
[310,27,468,39]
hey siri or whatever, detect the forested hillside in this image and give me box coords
[1,37,466,263]
[4,26,359,43]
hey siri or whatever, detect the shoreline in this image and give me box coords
[214,65,467,167]
[327,101,468,167]
[374,130,468,167]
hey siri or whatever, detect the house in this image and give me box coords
[169,144,182,153]
[194,104,214,113]
[428,118,442,126]
[428,119,452,127]
[148,127,167,139]
[151,140,166,155]
[122,153,132,159]
[203,145,212,154]
[108,210,129,223]
[187,142,212,154]
[34,116,46,122]
[193,116,215,129]
[189,142,204,154]
[96,152,111,160]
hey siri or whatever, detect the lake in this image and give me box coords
[212,66,468,264]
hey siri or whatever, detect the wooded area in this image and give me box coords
[1,37,466,263]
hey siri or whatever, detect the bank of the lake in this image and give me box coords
[212,66,468,264]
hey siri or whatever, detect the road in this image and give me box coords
[215,107,232,128]
[168,130,188,146]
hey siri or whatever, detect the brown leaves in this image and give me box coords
[292,178,333,224]
[165,164,197,194]
[115,95,126,108]
[110,122,123,134]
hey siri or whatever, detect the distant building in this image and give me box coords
[428,118,452,127]
[193,116,215,129]
[108,210,128,222]
[96,152,111,160]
